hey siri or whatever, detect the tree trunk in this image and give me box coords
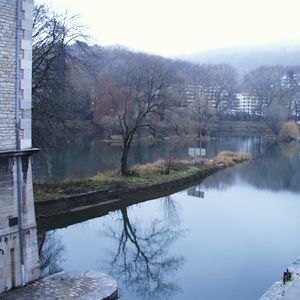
[121,144,130,176]
[197,125,201,139]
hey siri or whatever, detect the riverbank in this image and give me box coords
[34,151,251,218]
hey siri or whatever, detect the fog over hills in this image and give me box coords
[178,41,300,74]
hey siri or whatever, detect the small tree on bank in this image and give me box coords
[94,51,175,175]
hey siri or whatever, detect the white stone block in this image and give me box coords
[21,19,32,31]
[21,59,32,70]
[21,40,32,50]
[20,138,31,149]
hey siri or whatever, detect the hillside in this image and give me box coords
[178,41,300,74]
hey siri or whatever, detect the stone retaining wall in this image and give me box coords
[35,167,220,219]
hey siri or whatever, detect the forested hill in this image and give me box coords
[178,42,300,74]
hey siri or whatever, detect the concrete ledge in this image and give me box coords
[1,271,118,300]
[0,148,39,157]
[260,257,300,300]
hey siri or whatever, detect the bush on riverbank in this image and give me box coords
[278,121,300,142]
[34,151,252,202]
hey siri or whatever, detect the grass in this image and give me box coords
[34,151,252,202]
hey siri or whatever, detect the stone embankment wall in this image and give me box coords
[259,257,300,300]
[0,0,39,293]
[35,167,221,221]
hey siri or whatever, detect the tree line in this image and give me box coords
[32,4,300,175]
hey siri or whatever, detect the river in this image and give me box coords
[38,137,300,300]
[32,136,264,183]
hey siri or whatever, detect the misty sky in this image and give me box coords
[37,0,300,57]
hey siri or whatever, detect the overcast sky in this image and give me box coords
[37,0,300,57]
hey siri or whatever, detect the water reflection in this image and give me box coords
[32,136,267,183]
[187,186,205,198]
[198,167,238,191]
[242,142,300,192]
[195,141,300,193]
[104,205,185,299]
[38,197,185,300]
[39,231,65,277]
[162,196,182,225]
[36,139,300,300]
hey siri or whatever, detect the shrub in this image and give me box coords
[278,121,300,141]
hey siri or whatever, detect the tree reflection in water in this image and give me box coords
[241,141,300,192]
[193,142,300,193]
[199,167,237,191]
[162,196,182,226]
[105,203,185,299]
[39,231,66,277]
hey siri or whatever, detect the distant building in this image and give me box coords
[280,73,299,89]
[184,85,230,112]
[279,73,300,118]
[235,92,259,115]
[291,92,300,118]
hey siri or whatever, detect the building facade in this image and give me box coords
[184,84,230,111]
[235,92,258,115]
[0,0,40,293]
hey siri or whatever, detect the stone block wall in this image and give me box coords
[0,0,17,150]
[20,0,33,149]
[0,0,40,294]
[0,155,40,292]
[0,0,33,151]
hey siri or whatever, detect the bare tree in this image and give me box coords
[94,51,175,175]
[32,4,86,146]
[182,63,238,138]
[243,65,299,135]
[201,63,238,113]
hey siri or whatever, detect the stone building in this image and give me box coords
[0,0,40,293]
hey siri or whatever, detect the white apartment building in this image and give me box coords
[235,92,258,115]
[184,85,229,111]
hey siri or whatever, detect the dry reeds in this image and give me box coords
[133,160,166,175]
[213,151,252,166]
[278,121,300,141]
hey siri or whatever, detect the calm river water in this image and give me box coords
[33,136,264,182]
[39,137,300,300]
